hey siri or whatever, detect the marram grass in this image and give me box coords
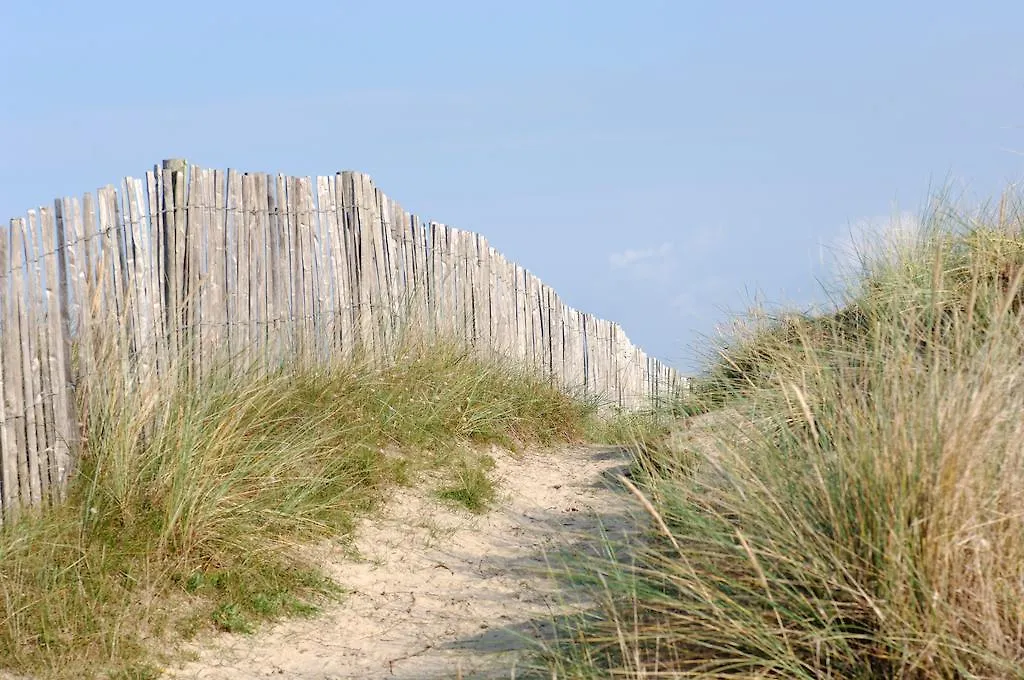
[541,196,1024,678]
[0,341,593,679]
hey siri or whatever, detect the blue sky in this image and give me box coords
[3,1,1023,372]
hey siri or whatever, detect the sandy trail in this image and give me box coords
[165,445,641,680]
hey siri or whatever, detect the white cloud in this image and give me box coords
[670,276,728,321]
[609,242,674,268]
[608,242,676,282]
[820,211,926,279]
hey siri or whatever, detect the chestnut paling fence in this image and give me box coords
[0,159,684,521]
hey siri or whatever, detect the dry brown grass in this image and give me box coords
[542,195,1024,678]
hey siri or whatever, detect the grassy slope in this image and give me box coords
[543,198,1024,678]
[0,342,596,679]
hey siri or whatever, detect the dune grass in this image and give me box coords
[541,196,1024,678]
[0,341,594,679]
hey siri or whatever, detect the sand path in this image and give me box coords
[165,445,640,680]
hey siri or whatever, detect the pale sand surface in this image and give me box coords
[164,445,642,680]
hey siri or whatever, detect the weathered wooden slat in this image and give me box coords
[480,243,495,352]
[470,234,487,348]
[568,308,584,391]
[598,317,609,399]
[529,274,542,371]
[110,186,135,373]
[608,322,620,407]
[196,168,214,373]
[307,176,326,361]
[283,175,302,360]
[589,313,600,396]
[246,174,265,368]
[425,222,438,336]
[391,196,407,344]
[364,177,387,354]
[489,251,506,355]
[268,175,287,366]
[183,167,203,375]
[0,223,23,518]
[226,169,245,370]
[125,177,154,380]
[523,267,535,366]
[450,226,462,341]
[291,174,307,358]
[409,214,428,333]
[581,312,593,393]
[511,263,524,363]
[207,169,227,371]
[95,187,123,372]
[311,177,328,359]
[158,163,177,359]
[563,306,576,391]
[317,176,342,355]
[374,191,393,349]
[431,223,448,337]
[354,173,373,351]
[57,197,85,409]
[122,177,143,358]
[145,169,167,375]
[240,173,259,368]
[540,284,552,380]
[383,194,403,346]
[276,175,293,358]
[488,250,500,353]
[397,205,415,332]
[53,202,79,467]
[39,206,74,499]
[29,210,56,503]
[445,226,461,340]
[393,198,412,342]
[335,173,357,351]
[501,255,515,357]
[464,231,475,346]
[260,174,276,367]
[328,174,353,354]
[450,229,466,343]
[63,197,89,436]
[65,197,91,382]
[80,192,103,382]
[162,160,187,359]
[296,177,316,362]
[18,215,46,506]
[424,218,439,336]
[505,258,518,358]
[515,265,528,364]
[548,288,563,384]
[135,175,159,368]
[350,174,375,353]
[446,225,460,340]
[4,221,30,511]
[184,168,203,374]
[379,192,393,347]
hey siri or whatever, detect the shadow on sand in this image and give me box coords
[425,446,652,679]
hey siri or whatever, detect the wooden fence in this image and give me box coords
[0,159,684,520]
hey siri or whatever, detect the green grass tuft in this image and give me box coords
[436,452,497,514]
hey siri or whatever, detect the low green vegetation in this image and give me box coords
[436,451,497,514]
[542,196,1024,677]
[0,341,593,679]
